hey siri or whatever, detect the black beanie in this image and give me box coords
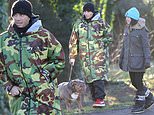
[11,0,33,18]
[83,2,95,13]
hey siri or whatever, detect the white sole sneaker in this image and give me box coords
[92,103,105,107]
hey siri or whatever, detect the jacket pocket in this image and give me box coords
[129,56,144,70]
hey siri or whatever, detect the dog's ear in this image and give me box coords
[68,81,73,88]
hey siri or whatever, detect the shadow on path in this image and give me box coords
[85,105,154,115]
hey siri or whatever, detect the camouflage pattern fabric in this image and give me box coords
[0,20,65,115]
[69,13,112,83]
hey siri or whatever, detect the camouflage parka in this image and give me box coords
[0,19,65,115]
[69,12,112,83]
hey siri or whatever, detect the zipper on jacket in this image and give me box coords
[128,29,131,71]
[19,35,31,115]
[19,35,23,70]
[87,23,92,76]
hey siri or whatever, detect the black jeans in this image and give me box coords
[88,80,106,101]
[129,72,147,95]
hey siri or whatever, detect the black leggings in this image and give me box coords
[129,72,147,95]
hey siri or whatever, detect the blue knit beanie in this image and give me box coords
[125,7,140,20]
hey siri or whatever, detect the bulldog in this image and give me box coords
[58,79,86,112]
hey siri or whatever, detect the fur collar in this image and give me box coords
[131,18,147,30]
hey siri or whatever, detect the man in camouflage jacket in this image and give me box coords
[69,2,111,107]
[0,0,65,115]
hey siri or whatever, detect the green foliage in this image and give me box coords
[0,0,8,33]
[0,86,11,115]
[0,0,10,114]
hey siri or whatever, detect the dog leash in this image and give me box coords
[69,65,73,81]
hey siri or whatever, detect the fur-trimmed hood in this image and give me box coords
[131,18,148,30]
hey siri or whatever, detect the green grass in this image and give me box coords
[61,64,154,115]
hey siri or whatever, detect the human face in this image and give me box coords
[83,11,94,19]
[12,13,30,28]
[126,17,131,25]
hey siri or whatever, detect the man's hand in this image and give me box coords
[70,59,75,66]
[10,86,21,96]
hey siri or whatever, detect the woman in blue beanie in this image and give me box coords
[119,7,154,113]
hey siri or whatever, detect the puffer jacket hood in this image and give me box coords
[7,17,42,35]
[82,11,101,22]
[27,20,42,32]
[131,18,148,30]
[91,12,101,21]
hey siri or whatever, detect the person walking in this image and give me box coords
[0,0,65,114]
[69,2,112,108]
[119,7,154,113]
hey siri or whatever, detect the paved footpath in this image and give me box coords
[84,106,154,115]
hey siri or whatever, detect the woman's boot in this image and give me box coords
[145,89,154,109]
[131,95,145,113]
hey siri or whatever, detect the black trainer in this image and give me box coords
[145,93,154,109]
[131,104,145,113]
[131,97,145,114]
